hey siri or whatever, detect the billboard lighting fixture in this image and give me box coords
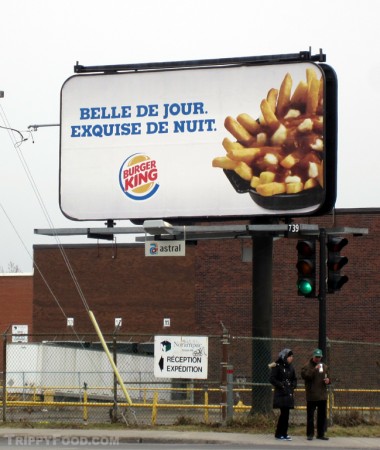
[143,220,176,236]
[27,123,60,131]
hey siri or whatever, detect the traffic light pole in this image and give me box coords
[318,228,327,357]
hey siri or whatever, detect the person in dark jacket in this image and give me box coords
[301,348,331,441]
[269,348,297,441]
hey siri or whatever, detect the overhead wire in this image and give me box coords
[0,104,91,313]
[1,101,138,411]
[0,202,114,381]
[0,202,67,320]
[0,106,115,386]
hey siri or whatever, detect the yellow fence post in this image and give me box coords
[44,390,54,403]
[151,392,158,425]
[204,389,209,424]
[83,383,88,424]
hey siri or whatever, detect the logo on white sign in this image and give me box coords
[145,240,186,257]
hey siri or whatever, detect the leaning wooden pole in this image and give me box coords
[88,310,132,405]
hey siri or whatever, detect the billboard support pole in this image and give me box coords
[251,231,273,414]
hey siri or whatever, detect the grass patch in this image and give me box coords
[0,412,379,437]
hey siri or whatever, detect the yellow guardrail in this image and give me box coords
[330,388,380,411]
[1,385,379,424]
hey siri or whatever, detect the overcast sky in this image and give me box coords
[1,0,379,272]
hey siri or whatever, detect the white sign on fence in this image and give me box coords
[154,335,208,379]
[11,325,28,343]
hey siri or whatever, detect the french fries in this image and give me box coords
[276,73,292,118]
[212,156,238,170]
[260,99,280,130]
[212,68,324,198]
[224,116,254,146]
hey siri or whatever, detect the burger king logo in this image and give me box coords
[119,153,159,200]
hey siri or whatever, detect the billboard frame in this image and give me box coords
[61,49,337,223]
[74,50,326,74]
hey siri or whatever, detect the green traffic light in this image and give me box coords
[296,239,316,297]
[298,279,313,295]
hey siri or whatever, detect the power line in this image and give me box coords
[0,105,90,313]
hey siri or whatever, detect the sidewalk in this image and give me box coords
[0,428,379,448]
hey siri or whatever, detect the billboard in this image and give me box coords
[60,60,337,221]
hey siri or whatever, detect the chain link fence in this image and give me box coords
[1,333,379,425]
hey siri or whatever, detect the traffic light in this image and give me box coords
[296,240,317,297]
[327,236,348,293]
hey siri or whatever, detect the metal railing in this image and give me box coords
[1,383,379,425]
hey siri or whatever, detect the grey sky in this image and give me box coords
[1,0,379,272]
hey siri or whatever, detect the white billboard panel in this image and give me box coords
[60,62,333,221]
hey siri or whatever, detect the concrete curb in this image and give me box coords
[0,428,378,448]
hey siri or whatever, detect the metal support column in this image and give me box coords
[220,325,230,422]
[112,336,118,421]
[251,235,273,414]
[226,364,234,420]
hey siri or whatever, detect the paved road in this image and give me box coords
[1,441,378,450]
[0,440,276,450]
[0,429,378,449]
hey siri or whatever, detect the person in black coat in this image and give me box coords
[269,348,297,441]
